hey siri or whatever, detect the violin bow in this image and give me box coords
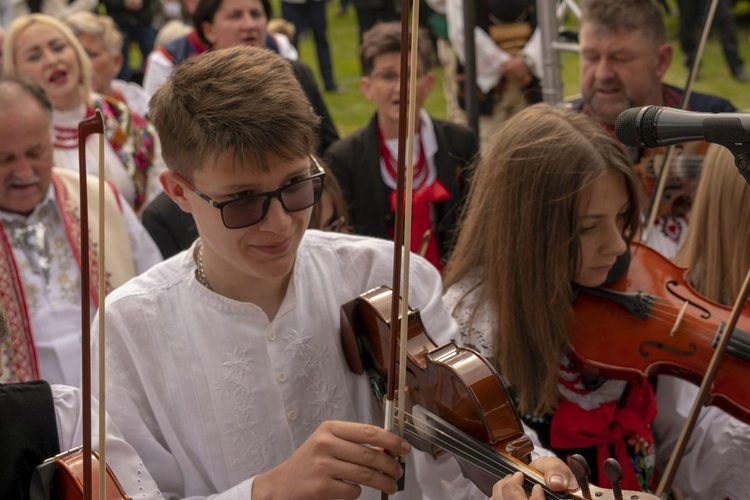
[641,0,719,241]
[78,110,107,500]
[382,0,422,496]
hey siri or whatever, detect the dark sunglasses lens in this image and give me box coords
[281,177,323,212]
[222,197,266,228]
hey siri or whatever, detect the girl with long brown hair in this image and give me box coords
[444,103,750,498]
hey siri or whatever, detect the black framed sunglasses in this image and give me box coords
[180,156,326,229]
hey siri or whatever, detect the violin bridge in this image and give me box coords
[670,300,690,337]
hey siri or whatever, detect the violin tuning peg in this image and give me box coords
[568,454,592,499]
[603,458,624,500]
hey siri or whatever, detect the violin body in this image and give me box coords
[32,448,130,500]
[341,286,533,462]
[571,242,750,423]
[633,141,708,217]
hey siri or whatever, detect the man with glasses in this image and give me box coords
[90,45,575,499]
[325,22,478,271]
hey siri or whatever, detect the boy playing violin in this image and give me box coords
[91,46,573,499]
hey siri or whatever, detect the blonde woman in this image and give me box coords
[3,14,164,212]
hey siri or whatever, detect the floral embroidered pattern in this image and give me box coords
[92,96,157,211]
[213,347,265,475]
[284,328,342,431]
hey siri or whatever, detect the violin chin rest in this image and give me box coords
[604,246,632,284]
[340,301,365,375]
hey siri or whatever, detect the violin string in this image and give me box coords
[400,410,569,499]
[647,298,746,342]
[401,422,507,480]
[608,294,750,357]
[404,412,571,500]
[401,410,513,477]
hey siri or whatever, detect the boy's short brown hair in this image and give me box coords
[149,46,320,180]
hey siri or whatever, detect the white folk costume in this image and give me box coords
[444,274,750,499]
[0,168,162,387]
[93,230,536,499]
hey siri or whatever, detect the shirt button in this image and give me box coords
[277,372,287,382]
[267,331,277,341]
[287,411,297,421]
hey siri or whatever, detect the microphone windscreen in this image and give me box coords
[614,107,644,147]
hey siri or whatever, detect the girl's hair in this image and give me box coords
[443,103,641,414]
[309,159,351,233]
[674,144,750,304]
[4,14,94,107]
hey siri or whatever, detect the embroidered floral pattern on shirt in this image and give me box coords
[213,346,268,476]
[284,328,343,431]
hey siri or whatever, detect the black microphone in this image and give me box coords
[615,106,750,148]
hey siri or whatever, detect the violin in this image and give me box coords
[570,241,750,423]
[633,141,708,218]
[32,448,130,500]
[341,286,658,499]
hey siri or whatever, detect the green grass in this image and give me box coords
[278,0,750,137]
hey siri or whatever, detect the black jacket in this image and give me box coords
[324,114,478,263]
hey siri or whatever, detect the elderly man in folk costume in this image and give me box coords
[0,75,161,388]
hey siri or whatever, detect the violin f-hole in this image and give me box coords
[666,280,711,319]
[639,340,698,359]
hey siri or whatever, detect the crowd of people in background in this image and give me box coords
[2,0,750,499]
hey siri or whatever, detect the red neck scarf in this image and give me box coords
[378,128,450,270]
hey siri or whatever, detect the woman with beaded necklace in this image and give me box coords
[3,14,165,213]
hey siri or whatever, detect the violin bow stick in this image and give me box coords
[78,110,106,500]
[382,1,421,497]
[642,0,719,241]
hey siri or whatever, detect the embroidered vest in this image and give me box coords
[0,169,135,382]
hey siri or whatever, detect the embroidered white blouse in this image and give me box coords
[92,231,501,499]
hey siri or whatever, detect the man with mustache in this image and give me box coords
[575,0,735,258]
[0,74,161,388]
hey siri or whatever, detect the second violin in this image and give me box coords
[571,242,750,423]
